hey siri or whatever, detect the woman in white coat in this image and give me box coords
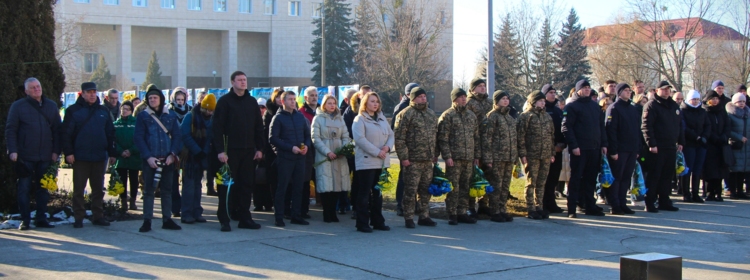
[312,94,351,223]
[352,92,394,233]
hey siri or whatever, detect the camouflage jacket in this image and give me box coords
[437,104,480,161]
[395,103,438,161]
[466,91,493,125]
[517,107,555,160]
[481,106,518,163]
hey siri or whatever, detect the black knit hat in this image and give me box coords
[738,84,747,92]
[493,90,509,105]
[450,88,467,101]
[704,90,721,102]
[575,80,590,91]
[470,78,486,91]
[410,87,427,100]
[657,80,672,89]
[541,84,555,95]
[615,83,631,96]
[527,90,545,106]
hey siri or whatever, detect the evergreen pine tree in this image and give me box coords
[142,51,164,89]
[309,0,357,86]
[89,55,111,89]
[352,0,379,84]
[553,8,591,97]
[0,0,66,212]
[530,19,557,92]
[494,13,524,97]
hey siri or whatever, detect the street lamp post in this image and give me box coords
[212,70,217,88]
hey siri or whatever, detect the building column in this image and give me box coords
[117,25,132,90]
[222,29,238,89]
[173,27,187,88]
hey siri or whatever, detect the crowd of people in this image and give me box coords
[6,71,750,232]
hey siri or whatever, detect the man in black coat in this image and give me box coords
[212,71,265,231]
[641,81,685,213]
[562,79,608,218]
[393,82,419,216]
[605,83,641,215]
[5,77,62,230]
[541,84,565,213]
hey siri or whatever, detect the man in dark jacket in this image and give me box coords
[605,83,641,215]
[393,82,419,216]
[212,71,265,231]
[270,91,312,227]
[562,79,608,218]
[541,84,565,213]
[62,82,117,228]
[642,81,685,212]
[5,77,61,230]
[714,80,731,109]
[104,89,121,122]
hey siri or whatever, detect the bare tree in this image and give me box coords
[588,33,660,88]
[55,15,98,92]
[353,0,452,111]
[607,0,719,92]
[713,0,750,88]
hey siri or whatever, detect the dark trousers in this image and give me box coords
[728,172,750,194]
[395,169,405,211]
[705,179,723,198]
[275,158,305,220]
[347,157,357,211]
[681,146,706,196]
[73,161,106,221]
[544,152,563,209]
[116,168,139,207]
[645,149,677,207]
[171,170,181,215]
[607,152,638,210]
[227,149,257,222]
[355,168,386,229]
[567,149,600,213]
[337,189,351,211]
[16,160,51,224]
[253,183,273,209]
[319,191,342,221]
[142,160,174,221]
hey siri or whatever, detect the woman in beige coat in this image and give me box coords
[312,94,351,223]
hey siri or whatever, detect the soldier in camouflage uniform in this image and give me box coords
[481,91,517,223]
[517,90,556,220]
[438,88,480,225]
[395,87,439,229]
[465,78,493,216]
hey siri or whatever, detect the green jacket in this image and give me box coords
[438,104,480,161]
[481,106,518,163]
[517,107,555,160]
[113,115,141,170]
[395,103,438,161]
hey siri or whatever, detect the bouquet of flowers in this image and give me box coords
[428,163,452,197]
[598,155,615,188]
[513,158,525,179]
[374,164,392,194]
[107,167,125,196]
[631,161,647,196]
[470,165,494,198]
[40,160,60,192]
[313,142,355,167]
[676,151,689,176]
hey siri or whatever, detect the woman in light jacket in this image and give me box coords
[312,94,351,223]
[351,92,394,233]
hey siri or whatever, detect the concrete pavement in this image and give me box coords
[1,189,750,279]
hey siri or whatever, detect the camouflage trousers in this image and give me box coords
[445,160,473,216]
[525,159,550,211]
[486,161,513,215]
[402,161,434,220]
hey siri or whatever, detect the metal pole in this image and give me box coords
[487,0,495,97]
[321,2,326,87]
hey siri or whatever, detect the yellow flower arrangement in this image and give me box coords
[41,160,60,192]
[107,168,125,196]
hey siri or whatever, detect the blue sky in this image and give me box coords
[453,0,628,84]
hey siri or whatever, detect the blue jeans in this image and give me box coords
[17,160,51,224]
[181,163,204,219]
[142,160,174,221]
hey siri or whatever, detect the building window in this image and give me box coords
[103,0,119,5]
[132,0,146,7]
[264,0,276,15]
[188,0,201,10]
[73,0,90,3]
[160,0,174,8]
[312,2,322,17]
[288,1,300,16]
[214,0,226,11]
[239,0,251,13]
[84,53,99,73]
